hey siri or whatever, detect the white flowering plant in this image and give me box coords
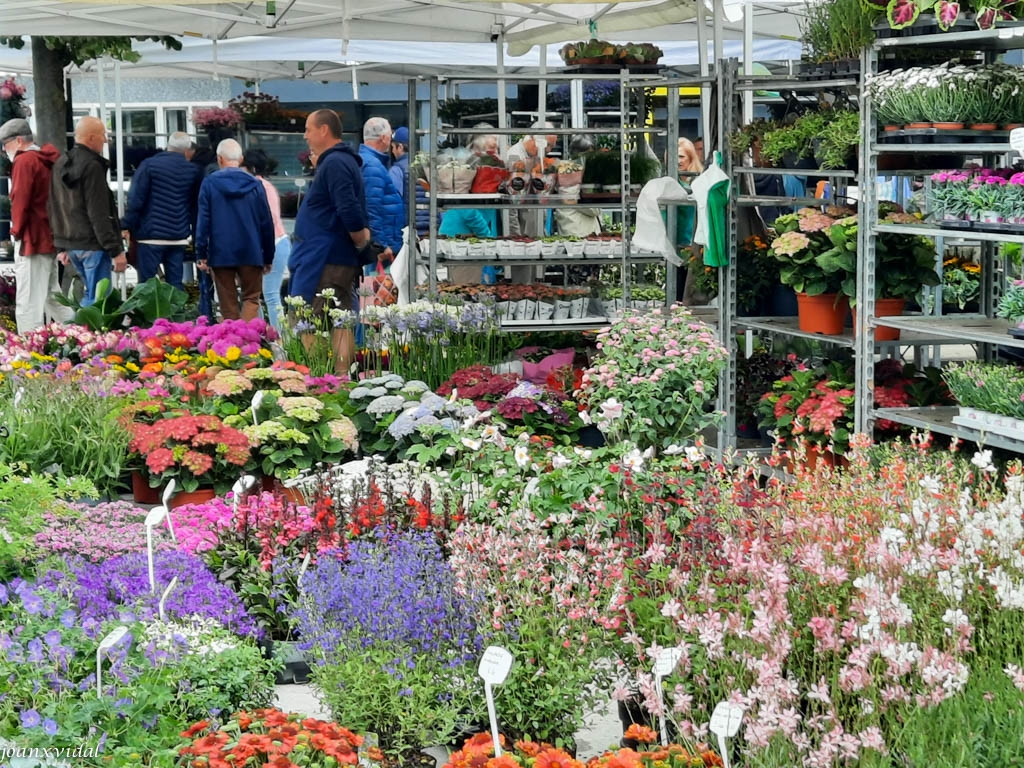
[577,305,728,450]
[343,374,473,461]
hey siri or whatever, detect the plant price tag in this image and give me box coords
[709,702,743,739]
[478,645,513,685]
[1011,128,1024,156]
[653,647,683,678]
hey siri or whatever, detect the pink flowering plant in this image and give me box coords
[577,305,728,450]
[757,361,855,453]
[192,106,243,130]
[448,511,628,744]
[35,501,175,562]
[614,438,1024,766]
[170,497,235,554]
[769,210,851,296]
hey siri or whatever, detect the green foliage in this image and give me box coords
[581,150,622,186]
[55,277,191,331]
[802,0,876,62]
[997,280,1024,324]
[760,111,830,167]
[876,220,941,300]
[0,376,131,497]
[0,463,95,580]
[0,35,182,66]
[944,361,1024,419]
[816,110,860,170]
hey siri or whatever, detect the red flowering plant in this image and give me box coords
[756,361,855,455]
[128,413,251,493]
[873,359,954,433]
[177,708,362,767]
[437,365,519,410]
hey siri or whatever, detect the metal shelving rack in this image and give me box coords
[717,61,865,452]
[406,71,716,332]
[855,29,1024,441]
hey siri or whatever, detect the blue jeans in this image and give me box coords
[67,250,112,307]
[263,236,291,332]
[136,243,184,290]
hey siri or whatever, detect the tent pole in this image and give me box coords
[496,33,509,239]
[96,59,108,160]
[713,0,724,152]
[114,60,125,217]
[696,0,710,147]
[743,0,754,124]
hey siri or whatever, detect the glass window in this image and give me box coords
[121,109,157,149]
[165,108,187,137]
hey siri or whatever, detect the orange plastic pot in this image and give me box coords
[854,298,906,342]
[783,444,849,475]
[170,487,217,509]
[796,292,849,335]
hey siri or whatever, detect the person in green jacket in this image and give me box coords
[674,137,705,304]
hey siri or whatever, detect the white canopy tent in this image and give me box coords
[0,0,805,49]
[0,37,802,83]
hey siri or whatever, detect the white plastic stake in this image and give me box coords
[96,626,130,696]
[708,701,744,768]
[298,551,312,578]
[232,474,257,514]
[653,647,683,745]
[251,390,266,426]
[145,481,176,593]
[478,646,513,756]
[158,576,178,621]
[13,387,23,409]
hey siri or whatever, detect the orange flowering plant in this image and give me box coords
[176,708,363,767]
[444,731,722,768]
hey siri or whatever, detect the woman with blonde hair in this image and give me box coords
[675,137,706,304]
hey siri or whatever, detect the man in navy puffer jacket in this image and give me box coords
[359,117,405,268]
[194,139,274,321]
[120,131,202,290]
[388,126,431,236]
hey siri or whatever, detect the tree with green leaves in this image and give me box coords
[0,36,182,149]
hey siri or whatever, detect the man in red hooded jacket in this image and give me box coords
[0,118,72,332]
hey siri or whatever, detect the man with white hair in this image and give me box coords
[48,115,127,307]
[194,138,275,320]
[121,130,202,290]
[0,117,72,332]
[358,116,404,263]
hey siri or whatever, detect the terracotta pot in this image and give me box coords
[969,123,998,130]
[131,471,161,504]
[852,297,906,341]
[882,125,900,132]
[932,122,964,130]
[170,487,217,509]
[905,122,933,129]
[262,476,307,506]
[796,292,849,335]
[783,444,848,475]
[1004,123,1024,131]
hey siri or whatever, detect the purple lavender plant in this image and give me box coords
[294,528,485,756]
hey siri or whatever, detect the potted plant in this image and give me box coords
[865,213,940,339]
[801,0,875,70]
[128,413,252,504]
[997,278,1024,337]
[769,210,853,334]
[815,110,860,170]
[192,106,242,146]
[760,112,829,169]
[556,158,584,190]
[757,361,855,470]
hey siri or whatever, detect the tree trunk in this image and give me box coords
[31,39,71,150]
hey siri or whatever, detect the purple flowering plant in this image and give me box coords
[0,574,274,763]
[37,551,258,639]
[294,528,486,758]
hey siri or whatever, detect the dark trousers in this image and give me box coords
[136,243,185,290]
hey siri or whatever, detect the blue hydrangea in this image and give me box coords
[367,395,407,417]
[387,411,418,440]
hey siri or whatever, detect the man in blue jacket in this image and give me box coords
[359,117,405,269]
[389,126,431,236]
[194,139,275,320]
[121,131,202,290]
[289,109,376,375]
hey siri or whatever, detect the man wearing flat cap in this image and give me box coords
[0,118,72,332]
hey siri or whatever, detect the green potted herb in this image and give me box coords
[815,110,860,170]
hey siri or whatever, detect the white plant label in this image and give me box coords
[709,701,744,738]
[158,576,178,622]
[96,626,131,696]
[653,646,683,678]
[1011,127,1024,155]
[251,390,266,425]
[144,506,166,528]
[479,645,513,684]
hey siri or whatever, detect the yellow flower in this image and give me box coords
[225,346,241,362]
[258,348,272,359]
[125,362,140,373]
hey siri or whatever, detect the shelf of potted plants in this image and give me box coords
[410,69,707,327]
[853,21,1024,446]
